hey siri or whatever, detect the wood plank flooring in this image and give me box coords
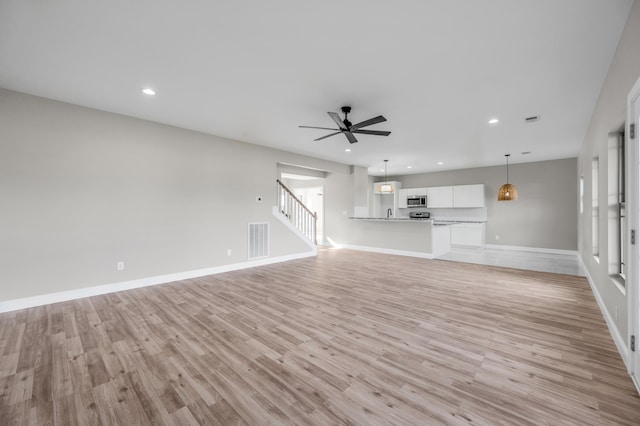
[1,248,639,425]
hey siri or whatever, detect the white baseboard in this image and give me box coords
[328,243,435,259]
[484,244,578,256]
[577,256,630,369]
[0,251,316,314]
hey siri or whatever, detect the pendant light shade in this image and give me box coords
[498,154,518,201]
[498,183,518,201]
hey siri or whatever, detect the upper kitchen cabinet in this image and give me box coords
[427,186,454,208]
[398,189,408,209]
[407,187,427,197]
[453,184,485,208]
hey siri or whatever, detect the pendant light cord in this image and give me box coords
[384,159,388,183]
[506,154,510,184]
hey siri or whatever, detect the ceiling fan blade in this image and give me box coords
[328,112,348,130]
[314,131,342,141]
[344,132,358,144]
[350,115,386,130]
[351,129,391,136]
[299,125,340,131]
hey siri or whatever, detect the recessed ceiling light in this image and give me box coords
[141,88,156,96]
[437,161,444,165]
[488,118,499,125]
[345,148,351,152]
[407,165,412,169]
[380,169,385,172]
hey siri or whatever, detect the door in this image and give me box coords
[627,76,640,383]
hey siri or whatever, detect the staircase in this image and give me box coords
[276,179,317,245]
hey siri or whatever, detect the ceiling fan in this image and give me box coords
[299,106,391,144]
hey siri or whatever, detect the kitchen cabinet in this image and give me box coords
[426,186,453,208]
[453,184,485,208]
[400,184,483,209]
[450,223,485,247]
[407,187,427,197]
[450,225,466,246]
[398,189,408,208]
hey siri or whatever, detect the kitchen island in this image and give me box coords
[345,218,452,258]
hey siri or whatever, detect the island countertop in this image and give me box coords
[349,217,433,222]
[349,217,485,226]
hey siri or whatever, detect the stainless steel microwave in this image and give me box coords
[407,196,427,207]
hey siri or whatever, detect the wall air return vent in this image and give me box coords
[524,115,540,123]
[248,222,269,260]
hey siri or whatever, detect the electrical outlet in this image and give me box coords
[227,249,232,256]
[117,261,124,271]
[256,196,263,203]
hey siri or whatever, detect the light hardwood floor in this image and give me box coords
[1,248,639,425]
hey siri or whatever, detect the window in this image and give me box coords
[607,132,626,284]
[592,157,599,259]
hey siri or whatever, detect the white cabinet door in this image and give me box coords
[453,184,485,207]
[427,186,453,208]
[406,187,428,197]
[466,225,484,246]
[450,225,466,245]
[450,223,485,247]
[398,189,408,208]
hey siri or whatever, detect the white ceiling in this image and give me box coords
[0,0,633,176]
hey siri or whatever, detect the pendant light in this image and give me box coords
[498,154,518,201]
[379,159,393,193]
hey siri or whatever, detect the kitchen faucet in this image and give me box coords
[387,208,393,219]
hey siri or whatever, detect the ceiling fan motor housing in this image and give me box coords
[341,106,352,127]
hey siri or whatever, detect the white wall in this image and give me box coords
[390,158,578,250]
[0,89,355,303]
[578,0,640,350]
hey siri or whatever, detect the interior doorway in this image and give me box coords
[279,168,326,245]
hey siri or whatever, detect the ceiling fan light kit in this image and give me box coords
[498,154,518,201]
[299,106,391,144]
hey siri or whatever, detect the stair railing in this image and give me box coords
[276,179,317,245]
